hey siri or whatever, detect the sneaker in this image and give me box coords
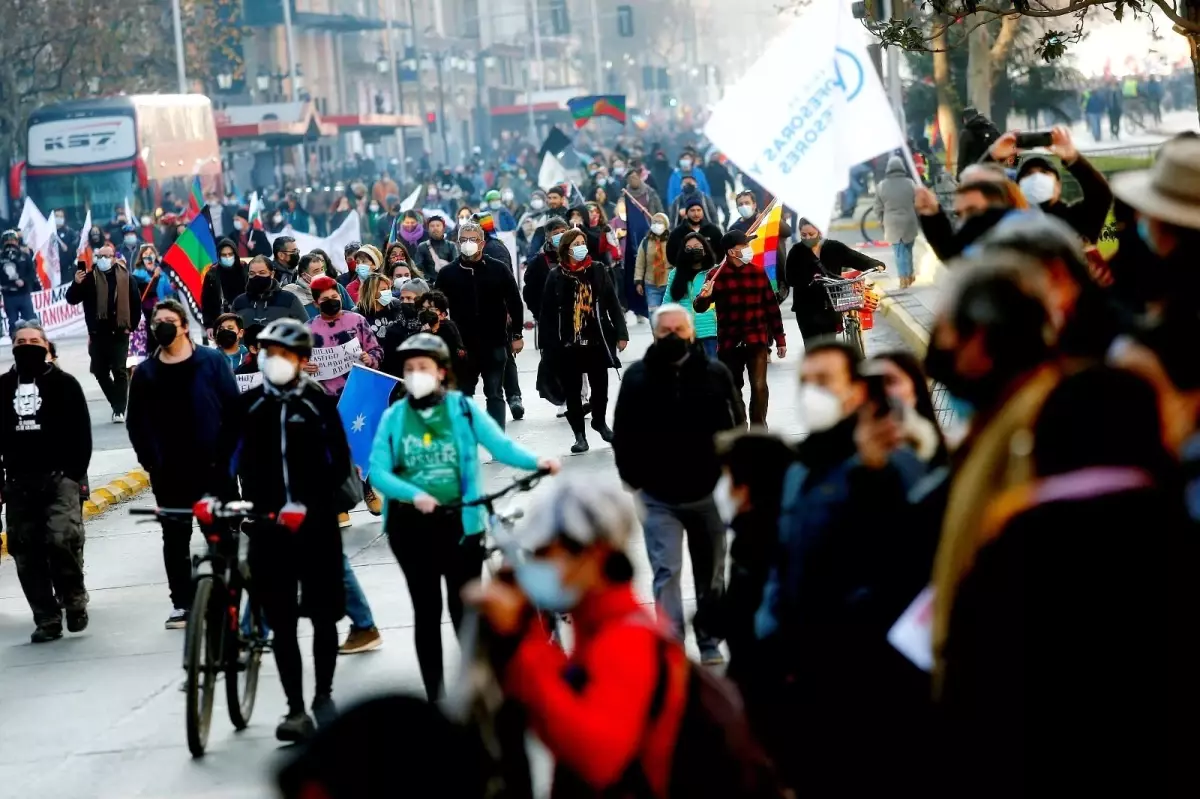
[338,512,353,529]
[509,399,525,420]
[311,694,338,728]
[66,609,89,633]
[30,624,63,644]
[364,489,383,517]
[570,433,590,454]
[700,646,726,666]
[591,420,614,443]
[339,626,382,655]
[165,608,188,630]
[275,710,316,743]
[111,412,125,424]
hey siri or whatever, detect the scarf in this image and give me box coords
[563,257,594,343]
[400,223,425,246]
[645,237,668,286]
[95,263,132,330]
[286,279,314,306]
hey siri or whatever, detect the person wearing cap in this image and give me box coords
[1110,136,1200,303]
[985,126,1114,244]
[484,189,517,232]
[305,275,383,398]
[0,229,40,339]
[873,156,921,289]
[667,147,712,204]
[346,245,383,305]
[386,276,431,343]
[464,474,695,797]
[368,333,559,700]
[694,230,786,426]
[732,191,792,301]
[116,223,142,267]
[666,195,724,265]
[667,174,720,232]
[414,213,459,277]
[216,316,353,741]
[433,221,525,430]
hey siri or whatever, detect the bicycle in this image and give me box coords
[130,499,275,758]
[815,267,883,358]
[859,204,881,244]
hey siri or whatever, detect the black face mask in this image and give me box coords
[153,321,178,348]
[954,207,1010,250]
[12,344,48,379]
[685,249,705,264]
[654,333,691,364]
[215,328,239,349]
[319,298,342,316]
[682,184,696,195]
[247,275,272,295]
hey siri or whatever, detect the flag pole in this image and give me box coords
[621,188,653,221]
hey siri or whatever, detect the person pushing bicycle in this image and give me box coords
[368,332,560,700]
[216,317,354,742]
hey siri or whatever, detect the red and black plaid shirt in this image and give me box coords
[693,259,785,352]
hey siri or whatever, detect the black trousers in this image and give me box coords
[388,507,484,701]
[5,475,87,628]
[151,468,206,611]
[459,343,508,430]
[719,344,770,426]
[88,330,130,414]
[503,347,522,403]
[557,346,610,435]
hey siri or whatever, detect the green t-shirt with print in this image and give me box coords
[401,402,462,504]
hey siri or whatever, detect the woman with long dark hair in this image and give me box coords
[663,231,719,358]
[538,228,629,453]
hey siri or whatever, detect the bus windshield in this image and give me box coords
[26,167,135,228]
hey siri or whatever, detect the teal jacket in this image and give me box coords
[664,268,718,340]
[369,391,540,534]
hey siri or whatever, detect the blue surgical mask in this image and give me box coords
[550,232,563,247]
[570,244,589,261]
[219,255,235,268]
[123,235,137,247]
[377,289,394,305]
[356,264,371,280]
[515,560,581,613]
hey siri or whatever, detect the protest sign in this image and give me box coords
[311,338,362,382]
[236,372,263,393]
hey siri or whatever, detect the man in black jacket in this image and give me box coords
[1,229,40,338]
[0,321,92,643]
[612,304,742,665]
[703,153,735,227]
[433,221,524,429]
[232,256,308,328]
[666,198,725,265]
[956,107,1000,178]
[65,242,141,422]
[413,214,458,277]
[128,299,240,629]
[272,235,300,286]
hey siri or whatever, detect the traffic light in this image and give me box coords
[426,111,437,132]
[617,5,634,37]
[549,0,570,35]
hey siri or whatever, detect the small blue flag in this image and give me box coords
[337,364,401,478]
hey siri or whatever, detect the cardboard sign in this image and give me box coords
[236,371,263,393]
[311,338,362,382]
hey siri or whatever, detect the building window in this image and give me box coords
[462,0,480,38]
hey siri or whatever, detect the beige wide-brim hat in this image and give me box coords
[1111,137,1200,230]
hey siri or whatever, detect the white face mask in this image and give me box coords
[460,240,480,258]
[489,200,503,210]
[713,473,738,526]
[261,353,298,386]
[95,257,113,272]
[404,370,438,399]
[798,383,845,433]
[738,246,755,263]
[1019,171,1057,205]
[737,204,755,219]
[650,222,666,235]
[54,217,65,228]
[273,214,284,224]
[530,198,545,210]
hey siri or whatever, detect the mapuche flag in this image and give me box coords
[567,95,627,129]
[161,211,217,318]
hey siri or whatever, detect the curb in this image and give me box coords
[830,219,881,232]
[1,468,151,559]
[877,291,931,355]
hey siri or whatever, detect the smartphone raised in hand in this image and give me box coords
[1014,131,1054,149]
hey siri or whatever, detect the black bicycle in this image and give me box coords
[131,500,274,757]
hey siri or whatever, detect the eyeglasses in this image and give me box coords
[460,237,483,244]
[282,249,299,256]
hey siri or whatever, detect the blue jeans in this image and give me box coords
[700,337,718,360]
[3,292,38,338]
[892,241,914,278]
[1086,112,1103,141]
[644,283,667,311]
[343,552,376,630]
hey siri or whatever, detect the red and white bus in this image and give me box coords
[10,94,223,228]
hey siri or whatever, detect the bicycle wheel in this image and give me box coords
[226,586,264,730]
[859,205,880,243]
[185,576,218,757]
[844,314,866,359]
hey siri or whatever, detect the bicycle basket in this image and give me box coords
[824,279,866,312]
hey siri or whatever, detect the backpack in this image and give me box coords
[649,639,791,799]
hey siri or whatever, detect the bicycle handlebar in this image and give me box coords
[129,500,273,522]
[438,468,552,512]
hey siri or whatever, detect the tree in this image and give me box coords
[867,1,1200,126]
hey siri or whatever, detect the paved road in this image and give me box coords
[0,233,908,798]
